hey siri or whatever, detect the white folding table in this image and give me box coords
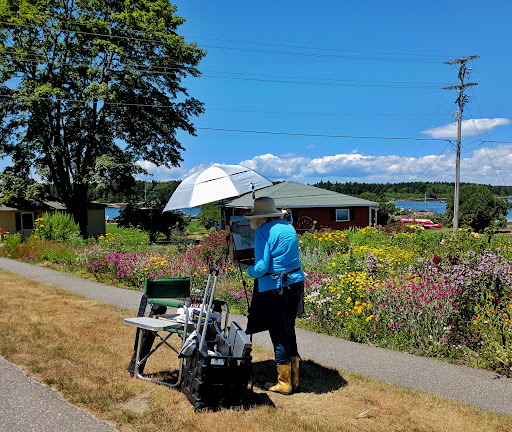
[123,317,183,387]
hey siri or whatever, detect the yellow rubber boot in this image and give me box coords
[266,363,292,395]
[291,356,300,391]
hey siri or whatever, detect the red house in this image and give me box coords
[221,181,378,232]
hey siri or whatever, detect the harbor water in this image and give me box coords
[105,201,512,222]
[105,206,201,220]
[395,200,512,222]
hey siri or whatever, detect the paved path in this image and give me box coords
[0,257,511,423]
[0,356,115,432]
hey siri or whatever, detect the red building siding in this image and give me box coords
[230,206,373,232]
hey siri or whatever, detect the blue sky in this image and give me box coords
[136,0,510,186]
[3,1,511,187]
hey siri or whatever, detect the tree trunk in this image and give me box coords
[63,184,89,238]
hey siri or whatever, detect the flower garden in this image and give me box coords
[1,215,511,376]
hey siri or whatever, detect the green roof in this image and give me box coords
[0,204,18,211]
[0,201,104,211]
[224,181,378,208]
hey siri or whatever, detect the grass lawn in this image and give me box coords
[186,220,208,236]
[1,271,511,432]
[106,223,150,243]
[107,221,208,242]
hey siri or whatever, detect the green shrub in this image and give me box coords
[198,203,221,229]
[67,232,87,247]
[34,212,80,241]
[116,203,186,243]
[34,240,77,264]
[473,296,512,376]
[2,233,22,255]
[104,225,150,250]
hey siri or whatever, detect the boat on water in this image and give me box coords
[400,218,441,229]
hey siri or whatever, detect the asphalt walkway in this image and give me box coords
[0,257,511,428]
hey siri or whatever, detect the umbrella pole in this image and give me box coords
[231,231,251,313]
[231,235,254,344]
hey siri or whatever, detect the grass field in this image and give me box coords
[105,223,151,243]
[107,221,209,241]
[1,271,511,432]
[186,220,209,236]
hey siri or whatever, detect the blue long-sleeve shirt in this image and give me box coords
[246,220,304,292]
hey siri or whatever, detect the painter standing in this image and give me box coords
[244,197,305,394]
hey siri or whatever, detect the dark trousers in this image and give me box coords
[263,281,303,365]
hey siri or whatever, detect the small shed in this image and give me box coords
[0,200,106,238]
[221,181,378,232]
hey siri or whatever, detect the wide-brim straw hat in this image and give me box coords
[243,197,287,219]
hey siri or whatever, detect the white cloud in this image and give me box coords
[136,143,512,185]
[422,118,511,139]
[135,161,189,181]
[239,144,512,185]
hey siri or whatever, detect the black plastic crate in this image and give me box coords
[180,348,252,410]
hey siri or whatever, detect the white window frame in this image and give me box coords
[335,208,350,222]
[20,212,35,231]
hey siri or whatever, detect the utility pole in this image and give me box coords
[443,55,479,234]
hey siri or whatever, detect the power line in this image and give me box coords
[466,106,505,186]
[480,140,512,144]
[181,34,453,59]
[0,96,455,142]
[468,83,507,187]
[410,142,452,182]
[0,20,447,63]
[0,94,452,119]
[198,74,442,89]
[0,94,185,109]
[1,11,454,59]
[206,108,452,117]
[0,55,447,88]
[371,89,455,196]
[195,126,450,141]
[0,90,453,116]
[199,69,448,85]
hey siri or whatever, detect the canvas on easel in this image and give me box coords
[228,216,255,265]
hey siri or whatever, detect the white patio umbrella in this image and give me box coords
[163,163,272,212]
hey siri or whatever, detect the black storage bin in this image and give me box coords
[180,348,252,410]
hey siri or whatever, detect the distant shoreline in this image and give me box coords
[105,203,127,208]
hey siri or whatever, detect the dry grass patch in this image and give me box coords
[0,270,511,432]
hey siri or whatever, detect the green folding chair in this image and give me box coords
[125,277,191,387]
[146,277,191,314]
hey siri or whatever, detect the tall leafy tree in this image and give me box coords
[0,0,205,235]
[445,184,509,232]
[116,201,186,243]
